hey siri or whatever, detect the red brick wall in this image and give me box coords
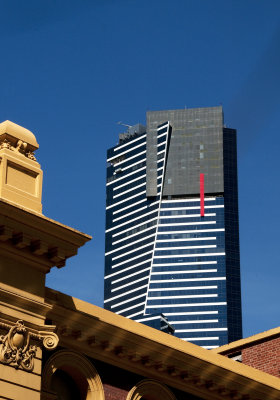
[103,384,129,400]
[242,336,280,378]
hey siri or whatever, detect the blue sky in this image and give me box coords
[1,0,280,338]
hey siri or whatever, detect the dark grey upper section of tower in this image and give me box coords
[146,106,226,197]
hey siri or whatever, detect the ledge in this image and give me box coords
[0,199,91,270]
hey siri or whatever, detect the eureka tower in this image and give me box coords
[104,106,242,348]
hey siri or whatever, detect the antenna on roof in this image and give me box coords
[117,121,132,128]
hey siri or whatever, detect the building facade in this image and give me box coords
[104,107,242,348]
[0,119,279,400]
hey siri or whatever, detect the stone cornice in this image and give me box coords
[0,199,91,270]
[45,288,280,400]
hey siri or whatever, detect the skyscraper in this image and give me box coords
[104,106,242,349]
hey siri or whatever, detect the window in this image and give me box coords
[126,379,176,400]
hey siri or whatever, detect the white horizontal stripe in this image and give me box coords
[106,233,155,256]
[160,205,224,211]
[108,142,146,162]
[147,294,217,300]
[113,197,147,214]
[154,252,225,258]
[151,269,217,275]
[112,217,157,237]
[157,229,225,234]
[155,245,216,250]
[162,198,216,203]
[105,259,152,279]
[112,226,156,245]
[114,150,146,167]
[159,221,216,227]
[112,226,156,250]
[151,277,226,283]
[107,166,146,187]
[104,284,148,303]
[148,286,217,291]
[112,292,147,308]
[112,267,151,284]
[164,311,218,316]
[202,346,219,349]
[168,319,219,324]
[157,123,169,130]
[181,337,219,341]
[116,301,146,314]
[113,203,159,223]
[122,158,146,171]
[135,315,161,322]
[145,302,227,308]
[114,204,149,223]
[126,311,144,318]
[107,210,158,233]
[176,328,228,333]
[113,182,146,199]
[156,237,216,242]
[157,140,167,147]
[152,261,217,267]
[113,173,146,191]
[157,149,166,156]
[112,250,154,268]
[114,134,146,151]
[112,276,149,292]
[157,166,164,171]
[112,243,154,261]
[106,190,146,210]
[157,133,167,140]
[160,213,216,219]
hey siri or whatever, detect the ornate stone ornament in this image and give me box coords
[0,320,36,371]
[0,138,37,160]
[39,330,59,350]
[0,320,59,372]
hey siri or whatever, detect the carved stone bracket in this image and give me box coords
[0,320,59,372]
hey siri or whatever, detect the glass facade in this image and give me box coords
[104,108,242,349]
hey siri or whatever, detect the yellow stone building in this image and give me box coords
[0,121,279,399]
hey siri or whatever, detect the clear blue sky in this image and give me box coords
[1,0,280,338]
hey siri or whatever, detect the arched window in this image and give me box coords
[127,379,176,400]
[50,369,81,400]
[42,350,105,400]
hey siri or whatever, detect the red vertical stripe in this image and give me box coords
[200,173,204,217]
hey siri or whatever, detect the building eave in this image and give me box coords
[212,326,280,355]
[45,287,280,400]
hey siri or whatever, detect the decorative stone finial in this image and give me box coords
[0,120,39,150]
